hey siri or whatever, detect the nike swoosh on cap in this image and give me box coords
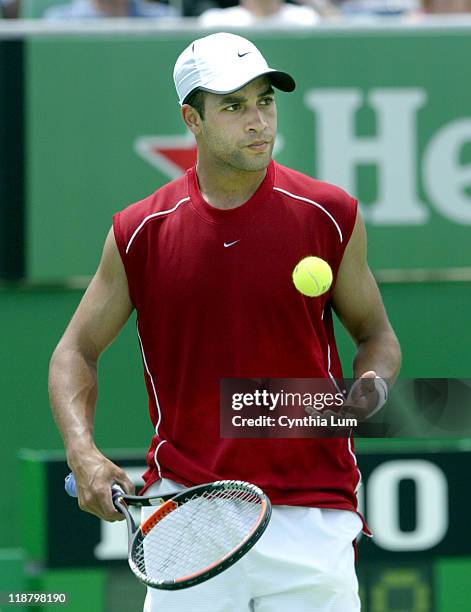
[224,240,240,248]
[237,51,251,58]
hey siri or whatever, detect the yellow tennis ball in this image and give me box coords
[292,256,333,297]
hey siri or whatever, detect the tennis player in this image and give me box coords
[49,32,401,611]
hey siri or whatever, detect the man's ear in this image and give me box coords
[181,104,202,135]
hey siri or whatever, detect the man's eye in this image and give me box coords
[225,104,240,112]
[260,97,274,106]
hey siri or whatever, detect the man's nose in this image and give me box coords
[246,106,268,131]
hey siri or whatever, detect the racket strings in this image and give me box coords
[134,486,263,583]
[138,490,260,577]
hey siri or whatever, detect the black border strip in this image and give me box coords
[0,39,25,280]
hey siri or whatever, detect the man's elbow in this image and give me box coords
[49,338,98,380]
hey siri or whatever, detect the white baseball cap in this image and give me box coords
[173,32,296,106]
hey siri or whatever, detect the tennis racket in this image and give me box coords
[65,473,271,590]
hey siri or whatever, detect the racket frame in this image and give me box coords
[113,480,271,590]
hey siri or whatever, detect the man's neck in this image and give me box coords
[195,159,268,210]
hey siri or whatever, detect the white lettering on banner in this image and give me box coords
[304,88,428,224]
[423,118,471,224]
[367,460,448,551]
[94,467,146,561]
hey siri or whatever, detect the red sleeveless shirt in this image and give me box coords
[113,160,360,511]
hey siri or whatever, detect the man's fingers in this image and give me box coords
[337,371,380,421]
[360,372,377,394]
[78,487,124,522]
[98,468,135,517]
[345,371,376,403]
[73,464,134,521]
[306,373,384,423]
[116,475,135,496]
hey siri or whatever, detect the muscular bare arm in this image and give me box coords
[332,210,401,416]
[49,227,135,521]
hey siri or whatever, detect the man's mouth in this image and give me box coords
[246,141,270,152]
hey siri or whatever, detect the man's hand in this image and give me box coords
[340,371,387,421]
[68,450,135,521]
[304,371,387,423]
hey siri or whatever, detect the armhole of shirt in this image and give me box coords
[112,211,137,308]
[333,196,358,273]
[112,212,126,266]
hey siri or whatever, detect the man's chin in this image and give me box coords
[222,149,272,174]
[241,153,272,173]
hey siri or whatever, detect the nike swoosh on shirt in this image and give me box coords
[224,240,241,248]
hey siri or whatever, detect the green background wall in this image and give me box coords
[25,28,471,279]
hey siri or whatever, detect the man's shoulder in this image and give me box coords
[113,173,190,255]
[272,162,358,245]
[116,173,190,226]
[273,162,357,209]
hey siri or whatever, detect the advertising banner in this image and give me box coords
[23,26,471,279]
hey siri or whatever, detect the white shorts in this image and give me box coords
[142,478,363,612]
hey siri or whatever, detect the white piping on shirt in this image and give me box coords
[273,187,343,243]
[327,342,363,495]
[137,322,166,478]
[125,196,190,254]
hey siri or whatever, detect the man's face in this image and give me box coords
[197,76,277,174]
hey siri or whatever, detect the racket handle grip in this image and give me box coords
[65,472,77,497]
[64,472,125,500]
